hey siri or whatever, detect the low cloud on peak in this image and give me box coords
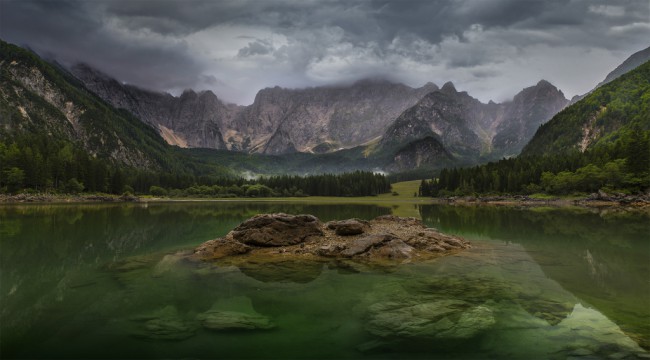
[2,0,648,104]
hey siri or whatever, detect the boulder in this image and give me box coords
[327,219,369,236]
[231,213,323,247]
[368,239,415,260]
[194,237,251,260]
[341,234,397,257]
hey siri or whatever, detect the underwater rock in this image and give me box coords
[237,259,325,283]
[365,299,495,339]
[152,251,191,277]
[129,306,197,341]
[197,311,275,331]
[231,213,323,247]
[196,296,275,331]
[327,219,370,236]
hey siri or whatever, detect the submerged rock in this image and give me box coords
[365,299,495,339]
[129,306,198,341]
[192,214,470,264]
[237,258,325,283]
[196,296,275,331]
[197,311,275,331]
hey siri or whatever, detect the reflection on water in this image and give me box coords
[0,202,648,359]
[420,205,650,350]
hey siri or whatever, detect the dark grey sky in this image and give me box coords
[1,0,649,104]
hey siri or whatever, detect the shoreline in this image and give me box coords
[1,192,649,210]
[430,194,650,209]
[0,193,141,204]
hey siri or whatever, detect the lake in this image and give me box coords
[1,202,649,359]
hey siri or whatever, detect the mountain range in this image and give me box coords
[1,38,647,177]
[70,58,570,171]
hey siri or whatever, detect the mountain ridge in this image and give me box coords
[73,60,570,171]
[522,59,650,157]
[378,78,568,167]
[72,64,438,155]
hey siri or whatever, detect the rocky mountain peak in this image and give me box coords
[441,81,457,93]
[352,78,396,87]
[420,82,439,93]
[514,80,565,102]
[381,77,570,167]
[72,63,113,81]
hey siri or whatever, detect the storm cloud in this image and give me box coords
[1,0,648,104]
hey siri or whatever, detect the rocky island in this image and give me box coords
[192,213,470,264]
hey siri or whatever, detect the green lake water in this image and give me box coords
[1,202,649,359]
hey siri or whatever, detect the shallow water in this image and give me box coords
[1,202,648,359]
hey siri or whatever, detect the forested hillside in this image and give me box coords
[420,61,650,196]
[0,40,241,194]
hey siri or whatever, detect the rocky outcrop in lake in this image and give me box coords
[193,213,470,264]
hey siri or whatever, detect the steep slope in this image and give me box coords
[380,80,567,167]
[599,46,650,87]
[380,83,486,159]
[522,60,650,156]
[73,64,437,155]
[387,136,454,172]
[491,80,569,157]
[427,60,650,196]
[226,79,438,154]
[0,40,182,170]
[570,46,650,104]
[71,64,241,150]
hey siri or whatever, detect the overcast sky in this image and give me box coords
[1,0,649,105]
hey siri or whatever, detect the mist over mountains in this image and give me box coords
[2,39,648,177]
[70,61,569,171]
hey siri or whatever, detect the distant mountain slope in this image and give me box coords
[599,46,650,87]
[71,63,240,150]
[0,40,183,170]
[491,80,569,156]
[73,65,437,155]
[379,80,568,168]
[231,79,438,154]
[570,46,650,105]
[522,60,650,156]
[421,60,650,197]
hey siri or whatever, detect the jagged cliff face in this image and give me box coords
[387,136,453,172]
[380,80,568,165]
[72,64,240,150]
[229,80,438,154]
[72,65,436,155]
[491,80,569,157]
